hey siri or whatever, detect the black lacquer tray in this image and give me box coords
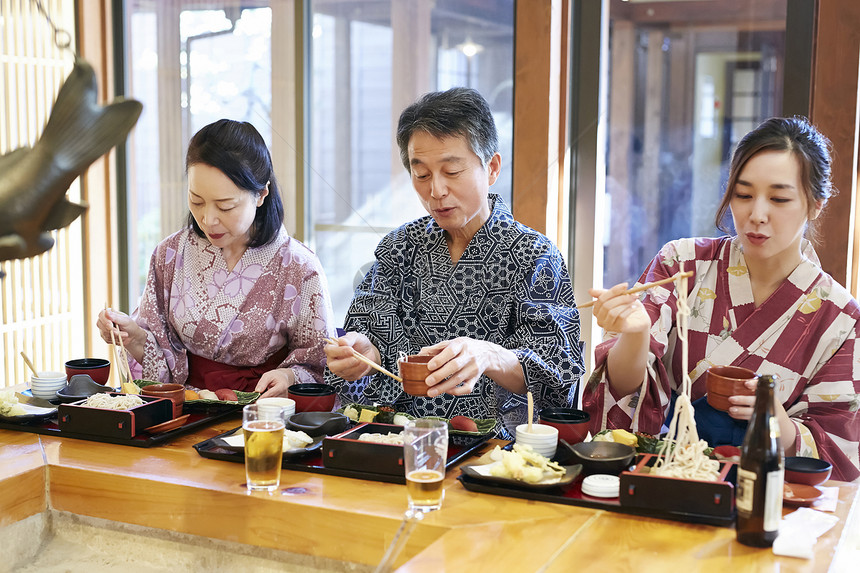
[193,423,490,485]
[457,448,736,527]
[0,400,243,448]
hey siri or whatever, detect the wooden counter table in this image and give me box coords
[1,419,857,571]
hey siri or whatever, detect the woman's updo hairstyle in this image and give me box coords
[715,116,834,242]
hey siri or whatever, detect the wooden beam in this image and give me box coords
[556,0,571,253]
[76,0,116,360]
[610,0,785,26]
[809,0,860,290]
[270,1,302,238]
[512,0,566,240]
[605,19,634,282]
[391,0,433,188]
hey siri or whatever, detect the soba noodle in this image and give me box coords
[652,264,720,481]
[396,350,408,377]
[83,393,145,410]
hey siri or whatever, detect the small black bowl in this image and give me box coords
[288,411,349,437]
[55,374,112,403]
[785,456,832,486]
[565,441,636,475]
[287,383,337,413]
[288,383,336,396]
[539,407,590,423]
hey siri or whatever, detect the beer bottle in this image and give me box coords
[736,374,784,547]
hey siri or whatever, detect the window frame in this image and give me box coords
[88,0,859,372]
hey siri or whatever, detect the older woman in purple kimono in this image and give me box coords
[97,120,335,397]
[583,117,860,481]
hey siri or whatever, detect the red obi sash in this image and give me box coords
[187,346,291,392]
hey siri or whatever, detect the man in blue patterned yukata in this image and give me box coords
[325,87,583,436]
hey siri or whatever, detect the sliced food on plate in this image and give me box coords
[342,403,412,425]
[591,428,715,458]
[136,380,258,405]
[426,415,496,435]
[340,403,495,435]
[450,415,478,432]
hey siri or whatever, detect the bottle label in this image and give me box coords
[763,468,784,532]
[736,468,755,514]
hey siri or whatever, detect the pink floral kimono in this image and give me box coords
[129,227,335,391]
[583,237,860,481]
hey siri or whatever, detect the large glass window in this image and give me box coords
[125,2,276,306]
[308,0,514,322]
[0,0,85,386]
[122,1,513,326]
[603,2,787,287]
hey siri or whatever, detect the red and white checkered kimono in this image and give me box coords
[583,237,860,481]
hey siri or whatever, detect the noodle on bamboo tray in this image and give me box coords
[651,266,721,481]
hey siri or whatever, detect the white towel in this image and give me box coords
[772,507,840,559]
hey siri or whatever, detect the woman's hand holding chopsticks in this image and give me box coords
[577,270,694,310]
[584,271,692,397]
[96,308,147,365]
[584,271,695,336]
[587,282,653,336]
[98,305,139,393]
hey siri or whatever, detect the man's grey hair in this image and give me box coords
[396,87,499,171]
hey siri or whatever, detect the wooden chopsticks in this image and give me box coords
[576,270,694,310]
[105,304,137,392]
[325,337,402,382]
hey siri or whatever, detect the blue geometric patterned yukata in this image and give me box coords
[325,194,584,437]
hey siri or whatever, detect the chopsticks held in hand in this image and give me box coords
[576,270,694,310]
[325,337,402,382]
[105,304,137,393]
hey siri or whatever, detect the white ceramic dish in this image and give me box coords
[515,423,559,459]
[213,427,324,459]
[581,474,620,498]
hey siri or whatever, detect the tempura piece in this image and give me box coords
[484,444,566,484]
[0,391,27,417]
[283,429,313,450]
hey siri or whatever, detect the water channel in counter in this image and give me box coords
[1,510,371,573]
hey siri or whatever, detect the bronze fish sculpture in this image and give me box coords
[0,57,143,263]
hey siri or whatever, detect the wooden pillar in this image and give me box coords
[640,30,663,272]
[76,0,116,358]
[605,19,634,282]
[155,1,185,239]
[810,0,860,292]
[390,0,432,189]
[271,0,302,238]
[570,0,609,376]
[512,0,567,243]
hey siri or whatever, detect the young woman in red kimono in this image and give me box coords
[583,117,860,481]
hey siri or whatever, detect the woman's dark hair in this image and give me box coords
[185,119,284,247]
[395,87,499,171]
[715,116,835,242]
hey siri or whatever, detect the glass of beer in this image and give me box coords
[404,419,448,512]
[242,403,287,492]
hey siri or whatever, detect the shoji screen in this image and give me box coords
[0,0,84,387]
